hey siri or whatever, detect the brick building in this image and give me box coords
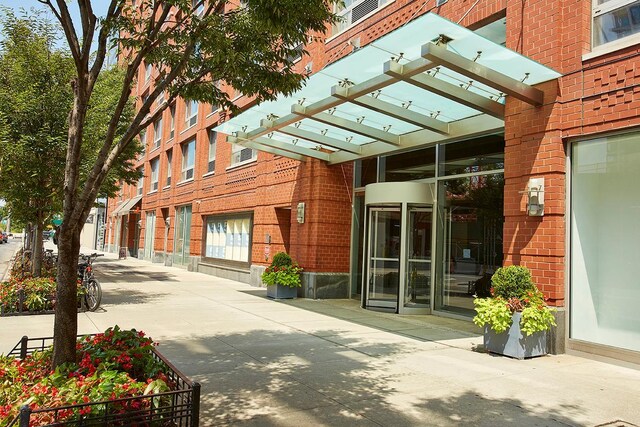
[106,0,640,363]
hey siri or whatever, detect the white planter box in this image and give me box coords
[484,312,548,359]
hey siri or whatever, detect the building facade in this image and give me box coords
[107,0,640,363]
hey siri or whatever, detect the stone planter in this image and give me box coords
[484,312,548,359]
[266,283,298,299]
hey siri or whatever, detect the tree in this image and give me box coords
[0,10,72,273]
[0,9,141,276]
[34,0,338,366]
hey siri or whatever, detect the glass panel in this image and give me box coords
[571,133,640,352]
[405,209,432,307]
[144,212,155,260]
[435,174,504,316]
[438,135,504,177]
[214,13,560,138]
[384,146,436,182]
[184,205,191,264]
[368,210,400,305]
[355,158,378,188]
[173,206,185,265]
[350,194,365,297]
[593,1,640,46]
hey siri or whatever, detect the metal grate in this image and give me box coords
[351,0,379,23]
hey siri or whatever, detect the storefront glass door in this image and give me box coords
[405,208,432,308]
[144,212,156,260]
[173,205,192,266]
[366,208,401,310]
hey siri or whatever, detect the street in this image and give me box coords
[0,236,19,280]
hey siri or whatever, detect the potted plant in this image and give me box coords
[262,252,303,299]
[473,265,556,359]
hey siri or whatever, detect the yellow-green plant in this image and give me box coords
[473,265,556,336]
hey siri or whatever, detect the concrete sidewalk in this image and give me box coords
[1,252,639,426]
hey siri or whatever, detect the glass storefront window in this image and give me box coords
[383,146,436,182]
[204,214,252,263]
[438,135,504,177]
[571,132,640,352]
[173,205,192,266]
[435,173,504,316]
[354,158,378,188]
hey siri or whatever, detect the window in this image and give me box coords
[192,0,204,15]
[593,0,640,47]
[208,130,217,173]
[155,90,166,107]
[169,105,175,140]
[137,167,144,195]
[204,214,252,263]
[140,129,147,154]
[230,143,256,166]
[181,139,195,181]
[150,158,159,191]
[571,132,640,352]
[145,62,152,82]
[332,0,392,35]
[153,117,163,149]
[166,150,172,187]
[184,100,198,128]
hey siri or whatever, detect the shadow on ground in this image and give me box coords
[101,288,171,306]
[158,330,580,426]
[96,262,179,283]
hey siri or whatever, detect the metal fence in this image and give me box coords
[6,335,201,427]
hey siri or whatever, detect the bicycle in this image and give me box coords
[78,253,104,311]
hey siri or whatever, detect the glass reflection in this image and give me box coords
[435,174,504,316]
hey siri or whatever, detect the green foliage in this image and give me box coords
[473,297,513,334]
[261,252,303,288]
[0,327,172,425]
[473,265,556,336]
[491,265,534,299]
[0,274,84,314]
[271,252,292,267]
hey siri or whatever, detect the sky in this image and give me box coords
[0,0,111,48]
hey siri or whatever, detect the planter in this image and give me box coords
[484,312,548,359]
[266,283,298,299]
[5,334,200,427]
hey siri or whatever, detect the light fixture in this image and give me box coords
[526,177,544,216]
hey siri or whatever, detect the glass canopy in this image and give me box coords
[213,13,561,164]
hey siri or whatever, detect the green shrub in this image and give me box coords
[261,252,303,288]
[271,252,292,268]
[491,265,534,299]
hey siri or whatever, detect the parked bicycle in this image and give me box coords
[78,253,104,311]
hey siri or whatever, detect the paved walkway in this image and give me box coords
[1,251,640,426]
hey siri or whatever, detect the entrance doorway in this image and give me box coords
[363,182,435,314]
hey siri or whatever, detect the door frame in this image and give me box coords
[362,204,433,315]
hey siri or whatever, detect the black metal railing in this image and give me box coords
[6,335,201,427]
[0,290,87,317]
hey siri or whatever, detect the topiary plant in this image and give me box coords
[270,252,292,268]
[491,265,534,299]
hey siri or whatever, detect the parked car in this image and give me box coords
[0,232,7,243]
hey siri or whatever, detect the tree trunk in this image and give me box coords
[25,223,32,251]
[52,224,81,367]
[32,220,43,277]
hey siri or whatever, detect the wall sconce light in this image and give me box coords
[296,202,305,224]
[526,177,544,216]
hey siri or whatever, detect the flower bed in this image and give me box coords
[0,277,85,316]
[0,326,200,426]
